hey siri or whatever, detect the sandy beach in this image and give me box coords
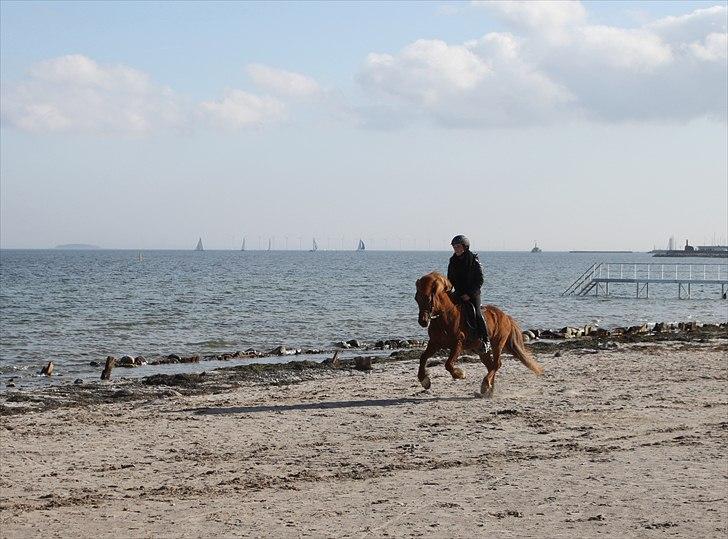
[1,334,727,538]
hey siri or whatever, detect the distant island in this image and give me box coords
[55,244,101,250]
[569,250,633,253]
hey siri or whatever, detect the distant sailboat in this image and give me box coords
[195,238,204,251]
[357,239,366,251]
[531,242,542,253]
[241,237,246,251]
[310,238,318,252]
[267,238,272,251]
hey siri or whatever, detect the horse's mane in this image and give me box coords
[422,271,453,293]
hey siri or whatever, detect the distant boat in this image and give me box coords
[195,238,204,251]
[310,238,318,252]
[241,237,246,251]
[357,239,366,251]
[267,238,272,251]
[531,242,542,253]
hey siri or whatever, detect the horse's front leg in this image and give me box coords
[418,341,439,390]
[445,341,465,380]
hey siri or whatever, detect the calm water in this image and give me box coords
[1,250,726,384]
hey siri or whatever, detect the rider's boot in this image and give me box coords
[478,334,491,354]
[478,316,491,353]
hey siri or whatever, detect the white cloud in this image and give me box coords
[357,2,727,127]
[1,55,298,134]
[574,25,672,72]
[475,0,586,42]
[199,89,285,129]
[358,32,573,128]
[246,64,322,98]
[689,32,728,62]
[1,55,186,134]
[648,5,727,45]
[360,39,490,107]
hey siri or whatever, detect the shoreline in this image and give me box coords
[1,330,726,538]
[2,321,726,416]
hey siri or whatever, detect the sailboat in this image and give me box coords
[241,237,246,251]
[195,238,204,251]
[531,241,542,253]
[310,238,318,252]
[267,238,272,251]
[357,239,366,251]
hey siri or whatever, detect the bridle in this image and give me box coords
[418,291,440,321]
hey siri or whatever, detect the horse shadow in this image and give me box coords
[183,395,473,416]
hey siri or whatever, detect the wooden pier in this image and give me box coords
[562,262,728,299]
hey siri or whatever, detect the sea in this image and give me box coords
[1,249,726,388]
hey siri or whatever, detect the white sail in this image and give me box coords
[241,237,246,251]
[195,238,204,251]
[311,238,318,252]
[357,239,365,251]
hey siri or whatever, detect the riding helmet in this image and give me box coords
[451,235,470,249]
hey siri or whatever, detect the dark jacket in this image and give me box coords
[447,250,484,298]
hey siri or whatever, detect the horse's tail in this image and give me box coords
[507,319,543,375]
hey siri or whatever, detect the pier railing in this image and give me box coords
[562,262,728,298]
[561,262,600,296]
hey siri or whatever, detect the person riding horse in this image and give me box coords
[447,235,490,352]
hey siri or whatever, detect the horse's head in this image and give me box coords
[415,272,452,328]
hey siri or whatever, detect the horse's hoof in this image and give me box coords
[452,368,465,380]
[420,376,431,390]
[473,391,486,399]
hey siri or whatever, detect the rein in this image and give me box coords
[421,295,440,320]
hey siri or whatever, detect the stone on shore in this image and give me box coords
[269,346,298,356]
[118,356,136,368]
[354,356,373,371]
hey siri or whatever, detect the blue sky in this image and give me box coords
[1,1,726,250]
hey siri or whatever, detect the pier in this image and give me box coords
[562,262,728,299]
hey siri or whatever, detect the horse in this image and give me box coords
[415,271,543,397]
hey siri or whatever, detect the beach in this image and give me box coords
[1,332,727,538]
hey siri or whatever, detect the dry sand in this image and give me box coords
[1,340,727,538]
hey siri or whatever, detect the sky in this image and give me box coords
[1,0,726,251]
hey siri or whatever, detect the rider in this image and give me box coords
[447,235,490,352]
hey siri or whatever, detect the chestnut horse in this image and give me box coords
[415,272,543,397]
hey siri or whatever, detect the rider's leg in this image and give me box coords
[470,292,490,352]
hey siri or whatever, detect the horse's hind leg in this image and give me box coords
[418,342,439,390]
[480,347,502,397]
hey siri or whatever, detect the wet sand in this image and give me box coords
[1,338,727,538]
